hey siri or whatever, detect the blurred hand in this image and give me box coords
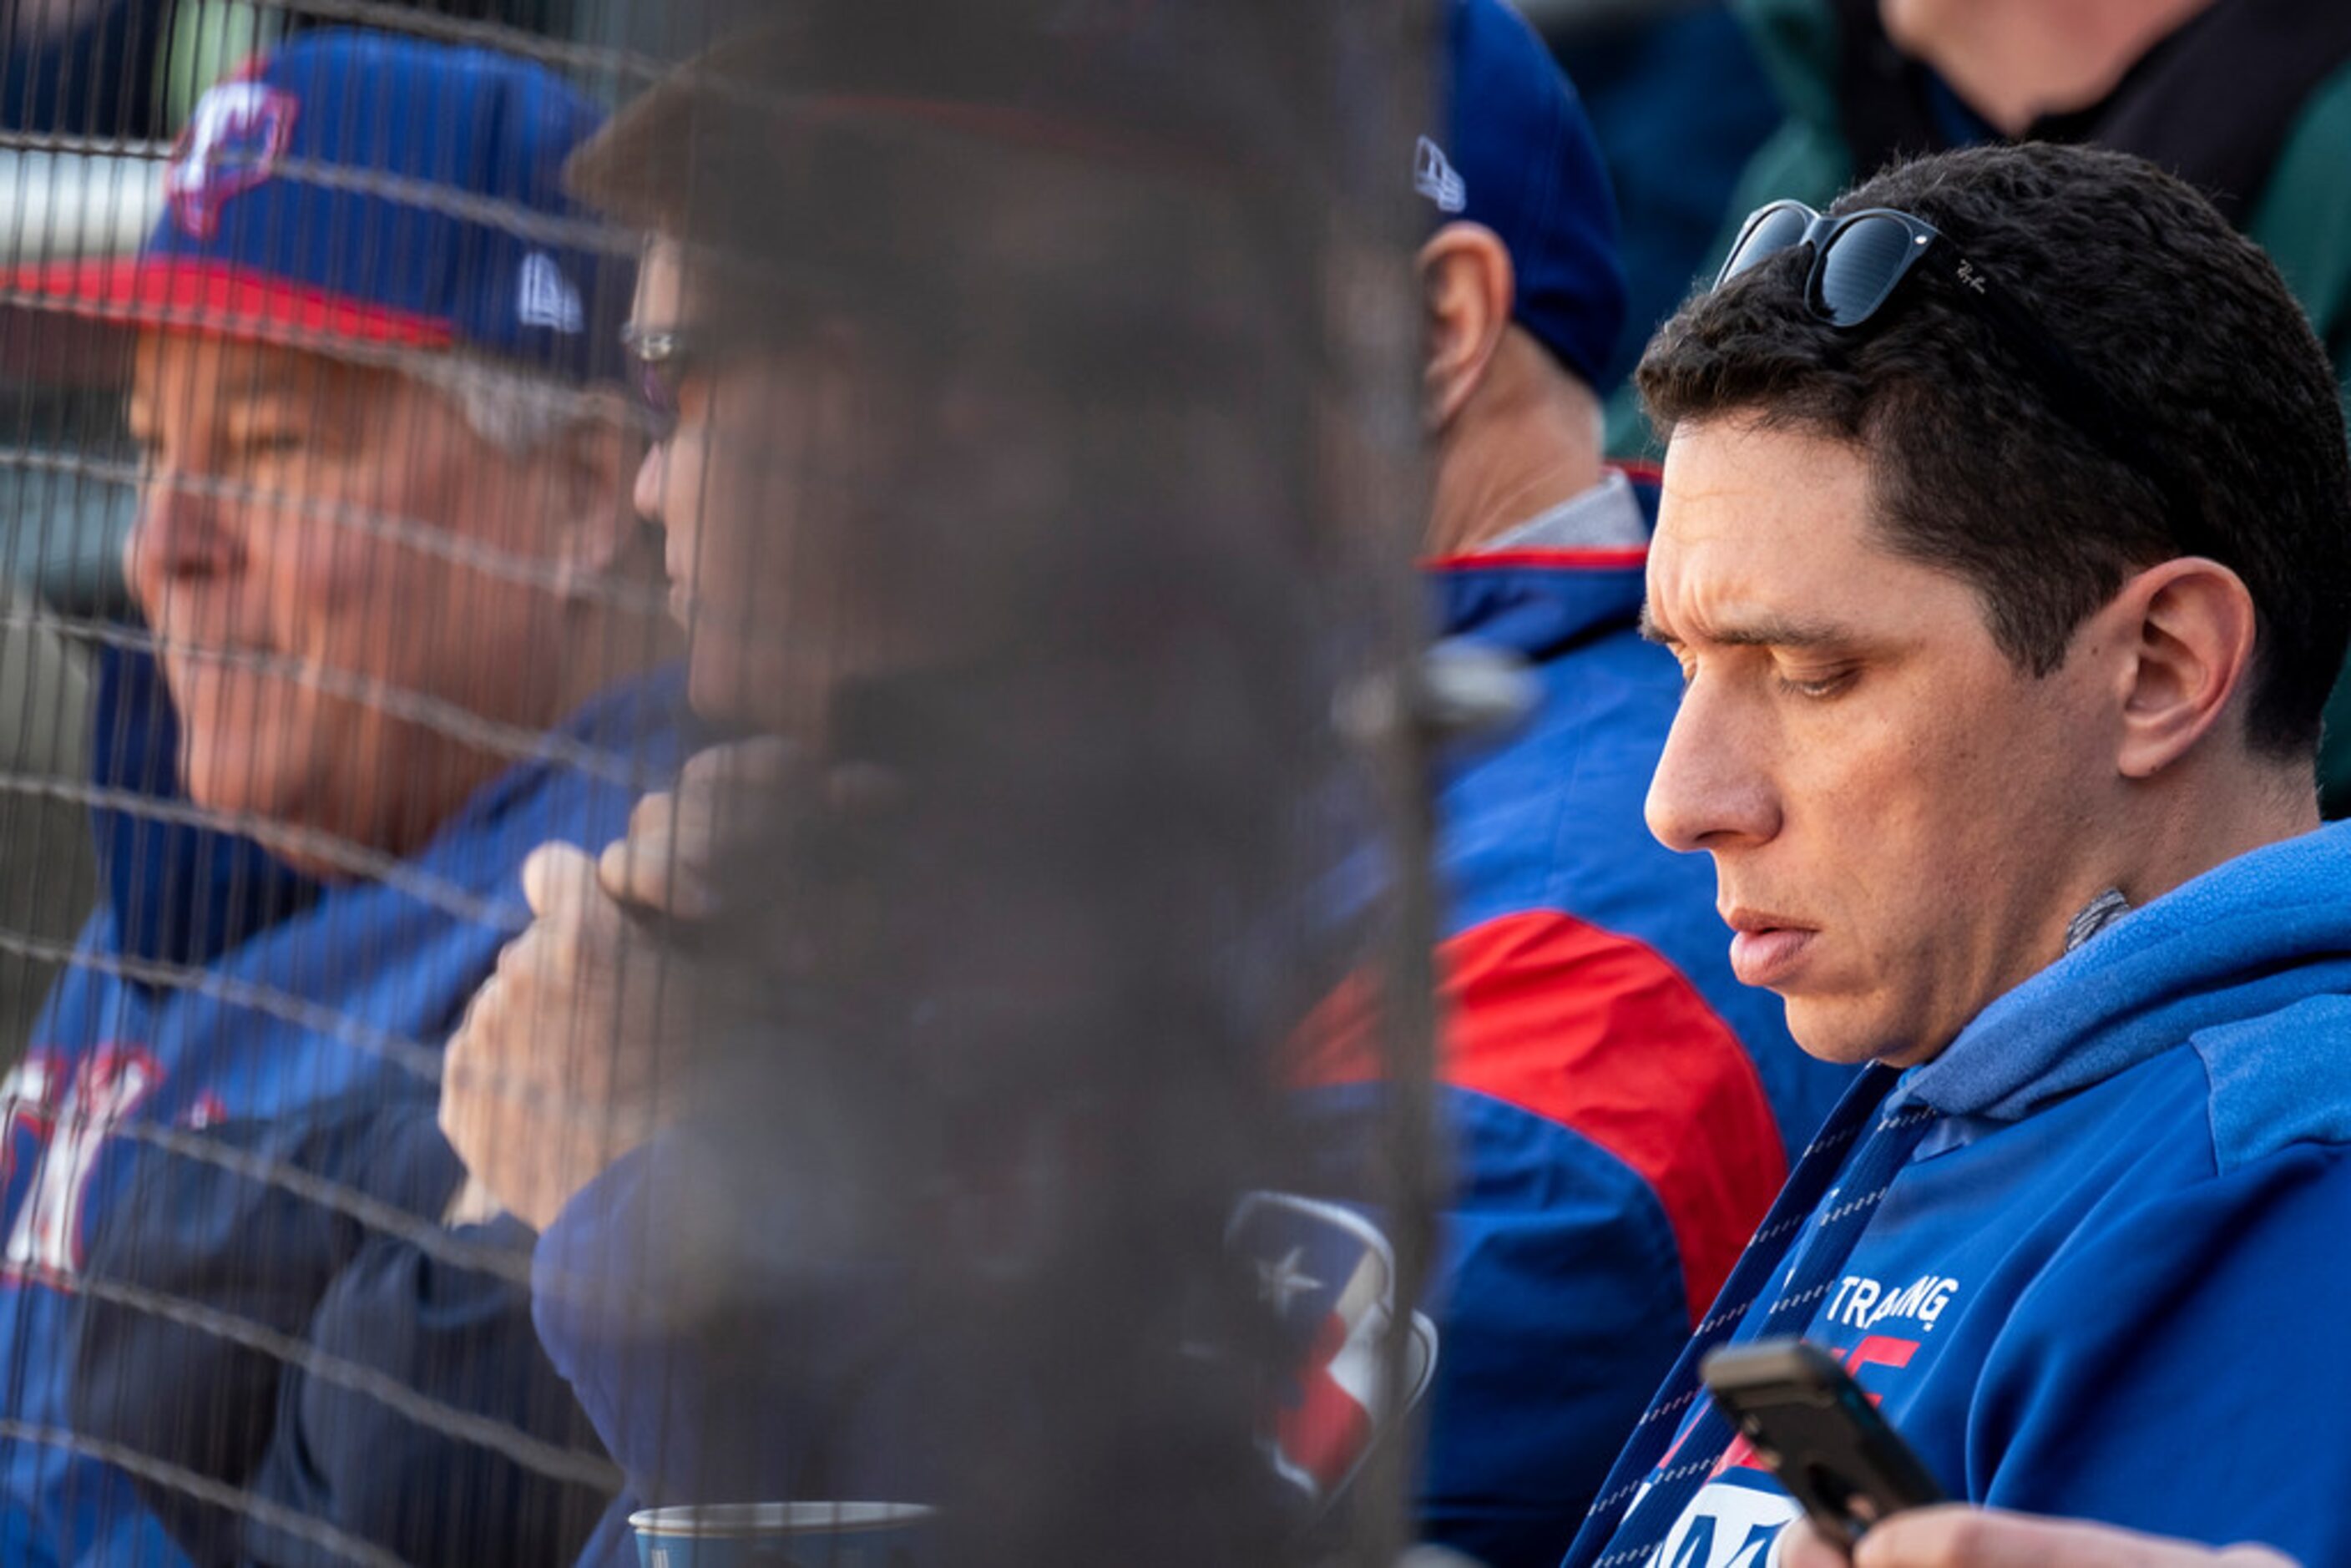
[1779,1509,2298,1568]
[597,737,798,919]
[441,840,702,1231]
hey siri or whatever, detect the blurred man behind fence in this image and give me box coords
[0,30,695,1566]
[436,8,1418,1565]
[1566,141,2351,1568]
[1287,3,1847,1562]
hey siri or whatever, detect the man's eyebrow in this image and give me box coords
[217,372,310,410]
[1638,604,1853,650]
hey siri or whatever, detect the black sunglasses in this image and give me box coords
[1716,200,2214,560]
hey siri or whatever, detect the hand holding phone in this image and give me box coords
[1700,1338,1945,1556]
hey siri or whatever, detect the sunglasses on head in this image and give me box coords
[1715,199,2214,561]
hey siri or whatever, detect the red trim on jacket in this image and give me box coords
[1291,909,1789,1325]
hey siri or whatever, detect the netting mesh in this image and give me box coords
[0,2,1438,1564]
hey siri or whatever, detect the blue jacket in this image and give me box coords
[1291,479,1850,1568]
[11,648,695,1565]
[1570,821,2351,1568]
[532,1140,947,1568]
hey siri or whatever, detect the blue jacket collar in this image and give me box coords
[1904,820,2351,1121]
[1421,470,1656,660]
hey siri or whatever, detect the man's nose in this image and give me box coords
[1644,676,1781,854]
[632,440,668,527]
[124,465,235,594]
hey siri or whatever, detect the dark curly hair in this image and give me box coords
[1638,141,2351,758]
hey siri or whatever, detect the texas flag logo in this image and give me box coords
[1228,1191,1438,1505]
[166,81,300,241]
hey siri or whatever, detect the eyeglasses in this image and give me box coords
[619,321,698,433]
[1715,200,2214,560]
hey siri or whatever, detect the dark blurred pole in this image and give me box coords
[627,3,1438,1566]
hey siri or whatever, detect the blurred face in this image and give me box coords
[629,240,862,734]
[1641,417,2115,1065]
[126,334,574,871]
[1877,0,1971,49]
[1877,0,2206,133]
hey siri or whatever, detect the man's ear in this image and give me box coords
[547,388,645,589]
[1417,222,1515,432]
[2109,556,2263,779]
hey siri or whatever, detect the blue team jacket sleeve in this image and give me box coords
[70,1096,611,1566]
[533,1139,942,1541]
[1969,1142,2351,1563]
[243,1214,614,1567]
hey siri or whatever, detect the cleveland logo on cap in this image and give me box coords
[166,80,301,242]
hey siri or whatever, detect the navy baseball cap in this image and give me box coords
[6,28,629,383]
[1418,0,1626,392]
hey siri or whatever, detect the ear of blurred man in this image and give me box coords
[1416,218,1608,557]
[1418,220,1515,433]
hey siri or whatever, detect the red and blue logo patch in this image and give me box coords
[165,81,301,242]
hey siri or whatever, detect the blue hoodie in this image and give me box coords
[4,648,695,1566]
[1565,821,2351,1568]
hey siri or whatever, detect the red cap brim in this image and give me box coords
[0,256,456,352]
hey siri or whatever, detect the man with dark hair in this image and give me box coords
[1652,0,2351,818]
[1561,139,2351,1568]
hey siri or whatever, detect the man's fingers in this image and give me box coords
[1845,1508,2296,1568]
[604,739,804,910]
[597,829,718,920]
[624,787,680,845]
[678,736,797,797]
[1776,1519,1850,1568]
[521,841,600,918]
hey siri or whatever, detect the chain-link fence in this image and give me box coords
[0,2,1439,1564]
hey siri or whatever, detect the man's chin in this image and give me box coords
[689,642,822,736]
[179,744,298,832]
[1782,994,1906,1069]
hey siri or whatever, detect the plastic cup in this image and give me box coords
[629,1502,933,1568]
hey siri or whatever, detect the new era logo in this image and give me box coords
[166,82,300,241]
[1414,136,1466,215]
[518,251,584,334]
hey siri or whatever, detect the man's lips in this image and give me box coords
[1722,908,1818,988]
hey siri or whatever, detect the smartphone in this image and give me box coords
[1699,1338,1945,1553]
